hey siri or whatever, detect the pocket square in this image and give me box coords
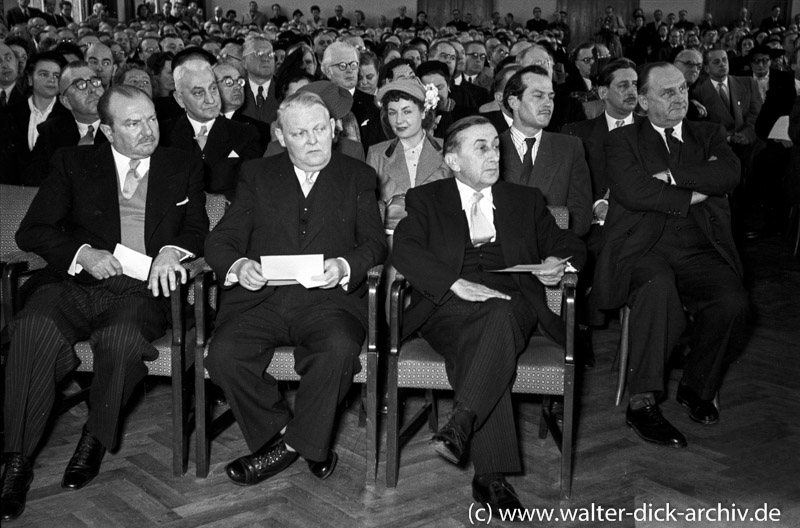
[228,150,240,158]
[176,197,189,206]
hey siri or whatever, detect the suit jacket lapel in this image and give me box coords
[145,147,183,246]
[531,132,558,195]
[679,120,706,164]
[416,137,445,186]
[500,130,523,184]
[301,155,344,250]
[728,76,744,128]
[433,179,467,272]
[205,118,230,159]
[639,119,671,172]
[384,139,412,190]
[91,144,121,243]
[172,115,201,153]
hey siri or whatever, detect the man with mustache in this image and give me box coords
[594,63,748,448]
[499,65,593,238]
[1,85,207,521]
[160,58,261,196]
[26,61,108,185]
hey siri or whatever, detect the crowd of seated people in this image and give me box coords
[1,1,800,522]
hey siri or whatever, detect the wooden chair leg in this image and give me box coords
[615,306,631,407]
[365,352,378,483]
[538,395,551,439]
[426,389,438,432]
[195,348,210,478]
[560,363,575,500]
[386,356,400,488]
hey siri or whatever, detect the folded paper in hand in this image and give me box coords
[260,254,327,288]
[113,244,153,281]
[767,116,790,141]
[490,257,572,274]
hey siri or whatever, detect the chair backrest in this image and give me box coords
[545,205,569,316]
[547,205,568,230]
[205,193,228,230]
[0,185,38,260]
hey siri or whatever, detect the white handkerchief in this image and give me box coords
[260,254,326,289]
[176,197,189,206]
[228,150,240,158]
[113,244,153,281]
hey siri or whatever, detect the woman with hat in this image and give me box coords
[366,78,451,232]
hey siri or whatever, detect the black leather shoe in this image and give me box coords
[430,416,471,465]
[307,450,338,480]
[226,440,299,486]
[626,404,687,448]
[472,475,524,515]
[677,383,720,425]
[62,427,106,489]
[1,453,34,521]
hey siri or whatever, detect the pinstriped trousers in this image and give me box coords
[419,294,537,475]
[3,276,169,456]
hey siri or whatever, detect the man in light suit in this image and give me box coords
[239,34,280,125]
[594,63,748,448]
[499,65,592,237]
[392,115,586,515]
[204,91,386,488]
[160,59,261,196]
[0,85,207,521]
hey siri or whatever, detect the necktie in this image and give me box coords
[122,159,142,199]
[664,127,681,167]
[78,125,94,145]
[195,125,208,150]
[717,82,731,114]
[300,171,316,196]
[0,90,6,107]
[256,85,265,108]
[518,136,537,184]
[469,193,494,247]
[615,120,625,129]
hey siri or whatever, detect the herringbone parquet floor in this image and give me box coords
[3,234,799,527]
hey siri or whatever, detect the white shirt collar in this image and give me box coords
[650,120,684,148]
[501,111,514,127]
[794,77,800,95]
[248,77,271,96]
[604,112,634,131]
[28,95,56,116]
[76,118,101,137]
[110,146,151,190]
[712,77,728,90]
[223,110,236,119]
[187,114,215,136]
[455,177,494,211]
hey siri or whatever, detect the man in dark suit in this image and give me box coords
[6,0,43,26]
[594,63,748,448]
[392,116,585,515]
[240,34,280,125]
[326,5,349,30]
[213,60,271,151]
[0,42,26,112]
[479,64,519,134]
[204,90,386,488]
[759,5,784,31]
[525,6,548,33]
[499,66,592,237]
[391,6,413,31]
[0,85,208,521]
[160,59,261,196]
[242,1,268,28]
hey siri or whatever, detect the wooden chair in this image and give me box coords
[192,214,382,482]
[1,185,227,476]
[385,206,577,499]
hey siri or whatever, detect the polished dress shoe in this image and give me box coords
[62,427,106,489]
[626,403,687,448]
[430,415,471,465]
[677,383,719,425]
[226,440,298,486]
[472,475,524,515]
[307,450,338,480]
[1,453,34,521]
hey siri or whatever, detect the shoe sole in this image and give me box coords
[625,419,688,448]
[430,439,462,465]
[676,396,720,425]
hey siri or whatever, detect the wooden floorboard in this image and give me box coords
[2,234,799,527]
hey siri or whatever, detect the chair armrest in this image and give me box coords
[562,272,577,364]
[366,264,383,356]
[193,269,216,349]
[389,273,410,358]
[184,257,208,280]
[2,261,29,327]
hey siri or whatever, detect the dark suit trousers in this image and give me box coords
[205,287,365,462]
[4,276,169,455]
[626,237,748,400]
[419,295,536,475]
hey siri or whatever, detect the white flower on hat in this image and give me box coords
[423,83,439,113]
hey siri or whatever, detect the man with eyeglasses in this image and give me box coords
[321,41,362,143]
[213,60,270,150]
[0,85,207,522]
[240,34,278,125]
[161,58,260,196]
[138,36,160,64]
[26,61,108,185]
[312,29,335,67]
[595,62,747,448]
[674,49,708,121]
[462,41,493,91]
[562,42,595,98]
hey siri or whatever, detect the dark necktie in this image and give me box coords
[518,136,537,184]
[664,127,682,165]
[78,125,94,145]
[256,85,265,108]
[0,90,6,108]
[717,82,731,115]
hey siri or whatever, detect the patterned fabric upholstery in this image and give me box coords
[0,185,46,270]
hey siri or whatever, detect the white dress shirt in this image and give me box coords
[509,126,543,165]
[27,96,57,150]
[455,178,496,244]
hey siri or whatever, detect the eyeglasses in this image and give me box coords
[437,52,457,61]
[495,49,509,58]
[218,52,242,62]
[330,61,359,71]
[467,52,487,61]
[64,76,103,94]
[244,49,275,60]
[676,60,703,69]
[577,56,595,64]
[217,76,246,87]
[750,58,771,65]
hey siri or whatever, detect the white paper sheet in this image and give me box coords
[490,257,572,274]
[113,244,153,281]
[260,254,327,288]
[768,115,790,141]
